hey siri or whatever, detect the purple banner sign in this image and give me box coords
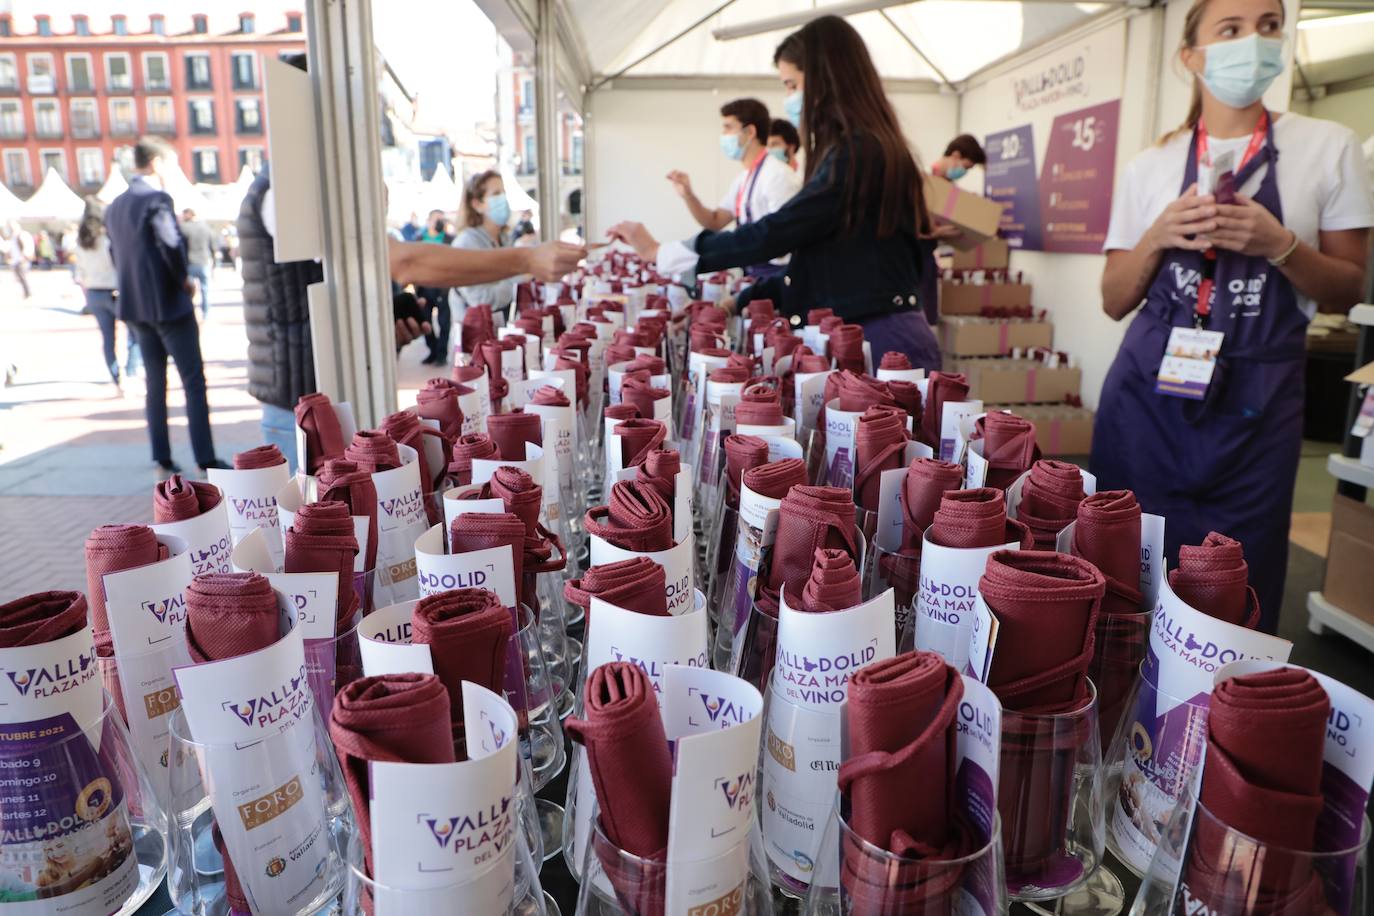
[983,125,1042,251]
[1039,99,1121,254]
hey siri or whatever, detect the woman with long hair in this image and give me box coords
[1092,0,1372,632]
[73,199,140,395]
[447,170,515,329]
[609,15,940,369]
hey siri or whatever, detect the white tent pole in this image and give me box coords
[536,0,560,240]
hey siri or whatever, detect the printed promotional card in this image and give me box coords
[823,398,863,491]
[1055,513,1167,611]
[684,350,730,445]
[277,476,371,574]
[172,626,333,916]
[441,488,507,536]
[876,367,926,383]
[918,530,1020,672]
[698,381,744,488]
[368,683,520,916]
[803,324,823,353]
[524,399,575,498]
[606,418,669,480]
[795,371,832,434]
[872,441,938,553]
[662,666,765,916]
[151,494,233,578]
[370,444,429,607]
[358,600,432,676]
[414,527,518,606]
[724,485,782,669]
[1008,467,1098,519]
[736,418,798,443]
[462,372,491,434]
[939,400,983,463]
[294,400,357,480]
[590,530,695,617]
[773,588,896,713]
[208,461,292,570]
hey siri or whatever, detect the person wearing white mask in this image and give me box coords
[450,170,516,324]
[1093,0,1373,634]
[666,98,801,277]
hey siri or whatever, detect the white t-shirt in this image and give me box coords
[1105,112,1374,319]
[718,153,801,225]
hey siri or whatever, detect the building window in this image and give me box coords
[150,15,165,35]
[236,98,262,134]
[231,52,258,90]
[287,14,303,32]
[73,15,90,36]
[109,98,136,136]
[106,53,132,92]
[519,78,533,114]
[238,146,264,173]
[77,148,104,186]
[239,14,255,34]
[0,17,10,38]
[193,14,208,34]
[4,150,31,188]
[0,100,23,139]
[34,100,61,139]
[147,97,174,133]
[39,149,66,181]
[143,53,170,91]
[36,16,51,37]
[186,53,211,91]
[66,54,94,92]
[112,15,127,36]
[71,98,99,138]
[0,54,17,91]
[522,134,535,174]
[27,54,56,94]
[194,148,219,182]
[189,98,215,134]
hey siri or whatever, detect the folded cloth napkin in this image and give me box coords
[758,486,858,615]
[514,315,544,339]
[0,590,89,646]
[552,352,590,408]
[448,433,498,487]
[734,382,785,427]
[820,315,844,334]
[720,434,766,508]
[460,304,495,354]
[726,353,756,375]
[1183,668,1329,915]
[887,380,922,426]
[741,460,809,509]
[829,324,866,373]
[603,403,641,423]
[1074,490,1145,747]
[835,371,894,413]
[486,409,544,462]
[747,299,776,320]
[529,385,570,408]
[451,364,485,388]
[793,350,832,374]
[295,392,347,475]
[585,481,675,553]
[879,352,913,371]
[926,488,1031,550]
[1017,461,1087,550]
[898,460,966,556]
[85,524,168,712]
[605,343,637,367]
[707,366,751,389]
[285,501,360,632]
[344,430,402,474]
[919,373,970,449]
[971,412,1041,490]
[329,673,456,875]
[626,354,666,376]
[564,556,669,624]
[478,337,522,384]
[808,308,835,325]
[564,662,674,916]
[837,652,973,914]
[448,512,526,597]
[690,327,726,351]
[1169,532,1259,628]
[415,379,467,441]
[636,448,681,505]
[768,327,802,360]
[854,405,909,513]
[488,467,565,608]
[381,410,448,524]
[153,474,222,522]
[614,418,667,469]
[318,459,379,572]
[785,548,863,612]
[410,589,514,745]
[233,444,286,470]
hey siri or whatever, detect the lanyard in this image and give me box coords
[1193,112,1268,326]
[736,151,767,222]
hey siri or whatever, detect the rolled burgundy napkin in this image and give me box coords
[415,379,466,441]
[835,371,894,413]
[529,384,570,409]
[0,591,89,647]
[514,315,544,339]
[786,548,862,612]
[829,323,866,373]
[606,343,637,366]
[489,467,565,609]
[448,512,526,595]
[329,673,456,875]
[971,412,1040,490]
[448,433,498,487]
[820,315,844,334]
[285,501,360,632]
[742,458,809,501]
[722,434,770,511]
[233,445,286,470]
[758,486,858,614]
[808,308,835,325]
[295,392,346,475]
[926,488,1031,550]
[707,366,750,388]
[318,459,379,572]
[344,430,403,474]
[837,652,973,914]
[769,329,802,360]
[564,557,669,623]
[1182,668,1328,914]
[726,352,756,375]
[585,480,675,553]
[887,379,922,425]
[879,352,912,371]
[1169,532,1259,628]
[747,299,776,320]
[919,373,970,450]
[603,403,641,423]
[478,337,522,383]
[792,350,831,374]
[614,417,667,469]
[854,405,909,512]
[153,474,221,522]
[690,327,726,351]
[460,304,495,354]
[85,524,166,649]
[734,383,785,427]
[898,459,966,555]
[626,354,666,376]
[1017,460,1086,550]
[451,363,485,387]
[486,409,543,462]
[636,448,681,504]
[410,589,513,744]
[553,353,590,409]
[564,662,674,916]
[381,409,447,525]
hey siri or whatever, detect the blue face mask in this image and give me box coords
[945,164,968,181]
[768,146,789,163]
[720,132,744,161]
[1201,34,1285,109]
[783,91,803,126]
[486,193,511,227]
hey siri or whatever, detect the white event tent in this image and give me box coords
[17,168,86,222]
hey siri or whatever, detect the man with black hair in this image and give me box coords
[767,118,801,171]
[931,133,988,181]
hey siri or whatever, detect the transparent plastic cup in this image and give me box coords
[864,544,921,654]
[509,602,568,863]
[303,610,364,711]
[1089,609,1154,754]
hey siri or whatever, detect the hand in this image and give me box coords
[394,317,429,345]
[524,241,587,281]
[183,279,196,295]
[606,222,660,262]
[719,295,738,315]
[1211,195,1292,259]
[666,170,693,200]
[929,222,964,241]
[1144,184,1216,253]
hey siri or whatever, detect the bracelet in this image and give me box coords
[1267,230,1300,267]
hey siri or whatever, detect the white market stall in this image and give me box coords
[18,168,87,223]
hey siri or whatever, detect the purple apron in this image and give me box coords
[1091,116,1302,634]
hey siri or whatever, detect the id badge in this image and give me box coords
[1156,327,1225,400]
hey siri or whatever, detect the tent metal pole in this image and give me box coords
[536,0,560,240]
[879,10,954,90]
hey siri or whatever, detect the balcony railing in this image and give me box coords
[72,125,100,139]
[35,125,63,140]
[110,121,136,137]
[0,127,25,140]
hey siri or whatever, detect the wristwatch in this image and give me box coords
[1267,230,1300,267]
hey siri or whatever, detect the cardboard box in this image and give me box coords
[940,317,1052,357]
[989,404,1094,456]
[1323,493,1374,625]
[924,174,1004,248]
[948,239,1010,270]
[940,281,1033,316]
[951,357,1081,405]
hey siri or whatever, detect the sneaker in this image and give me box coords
[156,459,184,474]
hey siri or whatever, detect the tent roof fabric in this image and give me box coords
[19,168,86,222]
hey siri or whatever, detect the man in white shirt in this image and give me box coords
[666,98,801,276]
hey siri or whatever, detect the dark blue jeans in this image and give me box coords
[86,289,141,381]
[858,309,942,374]
[127,314,217,466]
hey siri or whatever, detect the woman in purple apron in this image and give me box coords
[1092,0,1373,633]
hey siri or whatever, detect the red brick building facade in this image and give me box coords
[0,10,305,195]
